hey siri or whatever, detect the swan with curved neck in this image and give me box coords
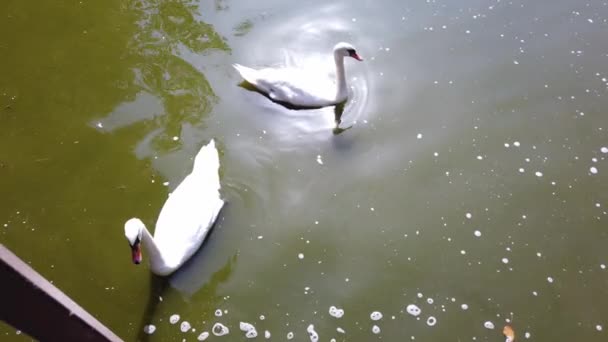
[124,139,224,276]
[233,42,363,108]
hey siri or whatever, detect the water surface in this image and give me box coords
[1,0,608,341]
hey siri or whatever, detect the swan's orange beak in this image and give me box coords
[350,52,363,61]
[131,243,142,264]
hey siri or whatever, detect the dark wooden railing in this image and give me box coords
[0,244,122,341]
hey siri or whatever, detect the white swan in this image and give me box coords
[233,42,363,108]
[124,139,225,276]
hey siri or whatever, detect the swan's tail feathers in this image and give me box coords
[192,139,221,191]
[232,63,258,85]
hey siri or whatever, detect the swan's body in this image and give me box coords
[233,42,363,108]
[124,139,224,276]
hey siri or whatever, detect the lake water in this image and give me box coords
[1,0,608,341]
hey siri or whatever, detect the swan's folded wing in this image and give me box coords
[153,173,224,268]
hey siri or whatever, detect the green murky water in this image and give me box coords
[2,0,608,341]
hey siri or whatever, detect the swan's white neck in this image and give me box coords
[334,53,348,102]
[140,225,170,275]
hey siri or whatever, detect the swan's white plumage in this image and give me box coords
[233,42,362,108]
[125,139,224,276]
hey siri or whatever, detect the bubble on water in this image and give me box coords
[461,304,469,310]
[307,324,319,342]
[265,330,271,339]
[601,147,608,154]
[214,309,223,317]
[596,325,603,331]
[484,321,495,329]
[143,325,156,335]
[525,332,531,339]
[298,253,304,260]
[466,213,472,219]
[172,136,179,141]
[461,250,467,255]
[246,330,258,338]
[372,325,381,334]
[513,141,520,147]
[370,311,383,321]
[259,315,265,320]
[329,306,345,318]
[535,171,543,177]
[426,298,434,304]
[316,155,324,165]
[417,293,423,298]
[197,332,209,341]
[417,133,423,139]
[519,168,525,173]
[601,264,606,270]
[406,304,422,316]
[287,331,294,340]
[212,323,230,336]
[474,230,482,237]
[547,276,554,283]
[502,258,509,264]
[337,327,345,334]
[240,322,255,332]
[169,314,180,324]
[426,316,437,326]
[476,155,483,160]
[590,166,598,174]
[180,321,191,332]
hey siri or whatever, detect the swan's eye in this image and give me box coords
[347,49,356,55]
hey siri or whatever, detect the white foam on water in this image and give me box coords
[535,171,543,177]
[513,141,520,147]
[466,213,472,219]
[298,253,304,260]
[502,258,509,264]
[547,276,554,283]
[246,330,258,338]
[265,330,271,339]
[307,324,319,342]
[259,315,265,320]
[287,331,294,340]
[596,325,603,331]
[426,298,434,304]
[372,325,381,334]
[601,147,608,153]
[590,166,598,174]
[316,155,324,165]
[370,311,383,321]
[426,316,437,326]
[406,304,422,316]
[169,314,180,324]
[417,133,423,139]
[180,321,191,332]
[240,322,255,331]
[474,230,482,237]
[461,304,469,310]
[197,332,209,341]
[329,306,345,318]
[484,321,495,329]
[337,327,345,334]
[212,323,230,336]
[417,293,423,298]
[143,325,156,335]
[519,168,525,173]
[525,332,531,339]
[476,155,483,160]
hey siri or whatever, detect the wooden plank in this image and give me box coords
[0,244,123,342]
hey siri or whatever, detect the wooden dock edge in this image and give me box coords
[0,243,123,341]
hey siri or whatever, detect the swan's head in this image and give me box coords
[334,42,363,61]
[124,218,144,265]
